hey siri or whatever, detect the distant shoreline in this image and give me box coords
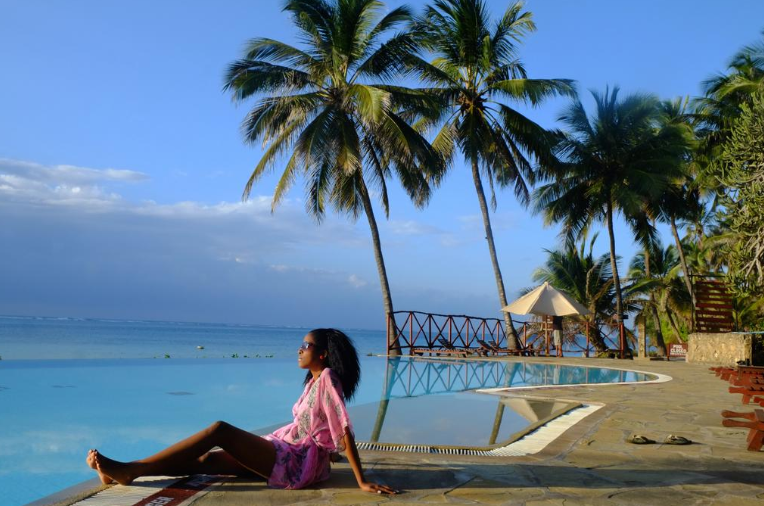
[0,314,385,333]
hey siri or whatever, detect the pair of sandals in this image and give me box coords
[627,434,693,445]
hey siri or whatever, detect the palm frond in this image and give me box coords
[224,60,312,100]
[488,78,576,105]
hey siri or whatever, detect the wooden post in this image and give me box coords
[386,313,390,354]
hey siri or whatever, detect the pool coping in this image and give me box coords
[476,363,673,394]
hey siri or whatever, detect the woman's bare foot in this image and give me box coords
[89,449,137,486]
[87,449,114,485]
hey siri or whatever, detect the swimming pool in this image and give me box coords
[0,357,656,506]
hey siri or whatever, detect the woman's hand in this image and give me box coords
[359,480,398,495]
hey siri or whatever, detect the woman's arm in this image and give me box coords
[341,431,397,495]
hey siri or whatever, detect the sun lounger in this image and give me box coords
[710,365,764,383]
[729,384,764,405]
[412,337,478,357]
[721,409,764,452]
[476,339,529,356]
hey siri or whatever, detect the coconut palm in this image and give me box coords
[533,87,688,335]
[406,0,576,349]
[628,242,691,348]
[695,31,764,162]
[532,234,615,353]
[652,98,700,308]
[224,0,445,353]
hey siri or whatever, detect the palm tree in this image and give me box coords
[628,242,691,349]
[406,0,575,349]
[533,87,687,335]
[224,0,445,353]
[654,98,701,308]
[532,234,616,353]
[695,31,764,163]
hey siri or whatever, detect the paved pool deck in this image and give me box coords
[62,357,764,506]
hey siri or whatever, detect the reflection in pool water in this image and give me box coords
[378,358,654,399]
[0,357,654,506]
[351,393,574,448]
[348,358,653,448]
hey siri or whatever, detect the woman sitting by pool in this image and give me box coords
[86,328,397,495]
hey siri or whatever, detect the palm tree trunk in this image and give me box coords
[664,302,684,343]
[644,247,667,357]
[358,179,400,356]
[670,217,696,309]
[470,159,521,350]
[606,201,624,320]
[370,357,399,442]
[587,317,608,353]
[605,200,629,352]
[488,403,505,445]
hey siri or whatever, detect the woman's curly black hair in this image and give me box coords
[303,328,360,401]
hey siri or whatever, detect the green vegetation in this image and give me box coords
[407,0,574,349]
[531,234,615,353]
[228,0,764,349]
[224,0,445,354]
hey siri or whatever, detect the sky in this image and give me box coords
[1,0,763,330]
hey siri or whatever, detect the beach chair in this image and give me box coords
[412,337,473,357]
[721,409,764,452]
[728,384,764,406]
[476,339,529,357]
[477,339,497,355]
[711,365,764,383]
[737,365,764,380]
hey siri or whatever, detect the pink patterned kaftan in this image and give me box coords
[263,368,353,489]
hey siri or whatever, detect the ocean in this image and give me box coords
[0,315,388,360]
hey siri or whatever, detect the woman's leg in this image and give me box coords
[89,421,276,485]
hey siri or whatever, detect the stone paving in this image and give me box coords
[65,357,764,506]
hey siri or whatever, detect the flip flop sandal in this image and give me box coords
[627,434,656,444]
[664,435,692,445]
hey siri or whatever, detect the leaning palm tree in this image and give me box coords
[224,0,445,354]
[533,87,688,332]
[654,98,701,307]
[407,0,575,349]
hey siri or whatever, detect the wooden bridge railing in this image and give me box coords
[387,311,508,353]
[388,310,627,358]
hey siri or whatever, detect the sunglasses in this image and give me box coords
[299,341,316,351]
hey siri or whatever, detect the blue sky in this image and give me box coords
[1,0,762,329]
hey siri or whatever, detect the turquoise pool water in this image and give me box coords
[0,357,654,506]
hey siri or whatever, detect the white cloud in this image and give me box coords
[0,158,364,248]
[0,158,148,185]
[0,158,387,326]
[457,212,517,232]
[387,220,443,236]
[0,158,146,210]
[348,274,367,288]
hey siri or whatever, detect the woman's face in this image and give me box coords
[297,332,325,369]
